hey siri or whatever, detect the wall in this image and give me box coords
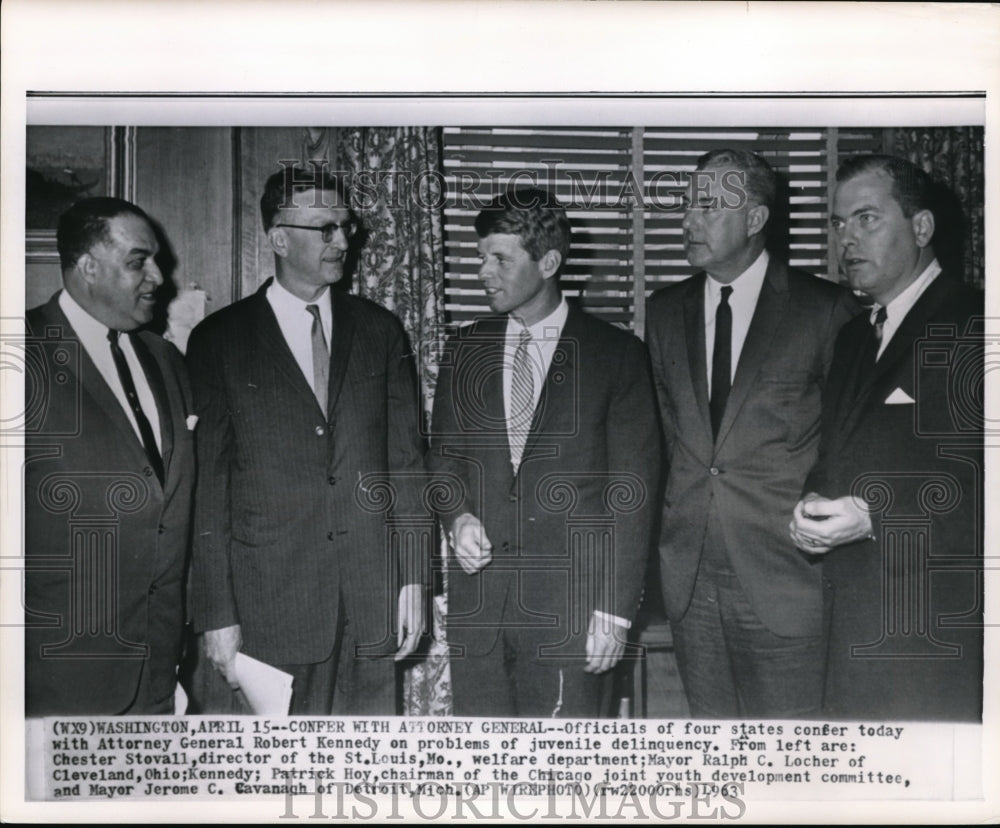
[26,126,318,319]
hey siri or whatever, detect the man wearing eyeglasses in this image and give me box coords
[185,169,427,714]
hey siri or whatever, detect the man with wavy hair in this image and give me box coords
[429,188,660,716]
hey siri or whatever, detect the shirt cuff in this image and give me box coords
[594,610,631,629]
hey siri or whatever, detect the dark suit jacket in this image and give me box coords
[24,293,195,716]
[646,258,859,638]
[186,280,427,666]
[805,272,984,720]
[428,302,661,656]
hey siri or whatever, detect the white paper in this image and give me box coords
[232,653,293,716]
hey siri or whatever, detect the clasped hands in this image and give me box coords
[448,512,627,674]
[789,493,873,555]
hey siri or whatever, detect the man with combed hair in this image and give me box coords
[187,169,427,714]
[646,148,859,718]
[25,197,195,715]
[790,154,983,720]
[428,188,660,717]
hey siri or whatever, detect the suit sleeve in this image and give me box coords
[427,333,477,532]
[644,296,676,464]
[805,290,863,495]
[383,318,431,589]
[185,324,239,632]
[603,335,663,621]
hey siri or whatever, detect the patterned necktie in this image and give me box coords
[107,329,164,485]
[306,304,329,415]
[509,325,535,472]
[709,285,733,439]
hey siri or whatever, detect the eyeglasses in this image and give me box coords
[274,219,358,242]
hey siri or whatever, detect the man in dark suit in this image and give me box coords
[790,155,983,720]
[24,197,195,715]
[646,149,859,718]
[428,189,660,717]
[186,170,427,715]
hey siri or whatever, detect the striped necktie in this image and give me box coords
[508,325,534,472]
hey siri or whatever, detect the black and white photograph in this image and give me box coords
[2,1,997,824]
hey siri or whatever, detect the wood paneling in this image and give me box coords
[26,261,61,310]
[134,128,233,316]
[237,128,312,301]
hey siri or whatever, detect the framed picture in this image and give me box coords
[25,125,134,262]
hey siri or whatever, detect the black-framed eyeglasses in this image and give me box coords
[274,219,358,242]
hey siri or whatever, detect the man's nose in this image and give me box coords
[682,209,700,232]
[837,221,857,251]
[145,259,164,287]
[330,228,350,250]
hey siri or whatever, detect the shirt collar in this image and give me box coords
[706,249,769,298]
[59,288,111,340]
[871,258,941,324]
[507,296,569,341]
[268,277,330,313]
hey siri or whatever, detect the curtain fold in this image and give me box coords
[886,127,984,289]
[335,127,452,715]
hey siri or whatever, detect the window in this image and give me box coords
[443,126,881,335]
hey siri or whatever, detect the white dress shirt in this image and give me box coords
[872,258,941,359]
[267,279,333,396]
[59,290,161,451]
[704,249,769,388]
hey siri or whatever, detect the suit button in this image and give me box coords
[148,584,157,595]
[327,531,335,541]
[315,425,326,436]
[143,467,153,477]
[327,476,337,485]
[709,467,720,476]
[157,524,165,535]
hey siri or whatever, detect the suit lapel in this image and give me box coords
[131,333,175,480]
[838,274,956,439]
[522,303,579,463]
[681,275,712,435]
[716,258,788,446]
[33,296,160,476]
[326,291,356,419]
[250,282,324,414]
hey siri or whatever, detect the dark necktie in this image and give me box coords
[306,304,329,415]
[850,306,888,401]
[107,329,164,485]
[870,306,888,362]
[709,285,733,439]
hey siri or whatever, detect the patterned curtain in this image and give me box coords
[886,127,984,289]
[333,127,452,715]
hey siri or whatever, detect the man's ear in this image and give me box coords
[746,204,770,238]
[77,252,98,284]
[539,249,562,280]
[912,208,935,248]
[267,226,289,257]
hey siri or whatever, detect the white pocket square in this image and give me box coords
[186,415,199,431]
[884,388,915,405]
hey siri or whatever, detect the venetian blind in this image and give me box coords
[443,126,880,334]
